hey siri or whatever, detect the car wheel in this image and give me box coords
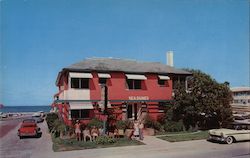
[226,136,234,144]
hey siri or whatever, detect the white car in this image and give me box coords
[38,111,45,117]
[0,112,8,118]
[208,123,250,144]
[32,112,41,117]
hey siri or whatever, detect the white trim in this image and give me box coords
[69,72,93,78]
[69,102,93,110]
[158,75,170,80]
[98,73,111,78]
[126,74,147,80]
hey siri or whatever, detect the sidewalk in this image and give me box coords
[140,135,172,147]
[37,135,174,158]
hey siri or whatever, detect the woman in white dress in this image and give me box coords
[133,121,139,139]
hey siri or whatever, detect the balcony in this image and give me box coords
[58,89,90,100]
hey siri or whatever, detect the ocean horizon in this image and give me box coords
[0,105,51,113]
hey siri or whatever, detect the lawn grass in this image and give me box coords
[52,137,144,152]
[157,130,209,142]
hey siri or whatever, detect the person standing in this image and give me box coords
[74,120,81,141]
[133,121,139,139]
[91,126,99,140]
[139,121,144,140]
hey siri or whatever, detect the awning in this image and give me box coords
[158,75,170,80]
[69,72,93,78]
[125,74,147,80]
[98,73,111,78]
[69,102,93,110]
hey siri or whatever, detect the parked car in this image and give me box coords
[32,112,41,117]
[38,111,45,117]
[0,112,8,118]
[31,116,44,123]
[18,119,41,139]
[208,122,250,144]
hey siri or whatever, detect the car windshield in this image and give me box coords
[23,119,36,123]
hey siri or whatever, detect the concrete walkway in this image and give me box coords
[139,135,171,147]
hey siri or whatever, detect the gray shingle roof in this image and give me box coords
[64,58,191,75]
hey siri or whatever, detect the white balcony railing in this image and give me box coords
[58,89,90,100]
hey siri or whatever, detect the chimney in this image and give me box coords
[166,51,174,67]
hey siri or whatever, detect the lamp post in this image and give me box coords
[100,84,108,134]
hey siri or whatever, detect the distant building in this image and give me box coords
[52,58,191,126]
[230,87,250,113]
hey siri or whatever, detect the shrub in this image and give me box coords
[65,125,75,135]
[164,120,184,132]
[87,118,103,128]
[115,120,127,129]
[53,119,67,134]
[144,115,161,131]
[46,113,68,137]
[124,120,133,129]
[46,113,59,132]
[95,136,116,144]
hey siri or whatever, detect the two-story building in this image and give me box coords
[52,58,191,125]
[231,87,250,113]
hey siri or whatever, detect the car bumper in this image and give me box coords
[208,135,226,142]
[18,132,37,137]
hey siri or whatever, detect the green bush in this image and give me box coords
[53,119,67,134]
[46,113,68,137]
[87,118,103,128]
[124,120,133,129]
[164,120,184,132]
[115,120,127,129]
[95,136,116,144]
[46,113,59,132]
[144,115,161,131]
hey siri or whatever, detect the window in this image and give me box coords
[81,78,89,88]
[134,80,141,89]
[234,100,239,103]
[71,110,90,119]
[71,78,89,89]
[71,78,80,88]
[99,78,107,84]
[80,110,90,118]
[158,79,166,86]
[127,79,133,89]
[126,79,141,89]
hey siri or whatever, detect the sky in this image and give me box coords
[0,0,249,106]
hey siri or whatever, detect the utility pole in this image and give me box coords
[100,84,108,134]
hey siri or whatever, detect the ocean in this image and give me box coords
[0,106,51,113]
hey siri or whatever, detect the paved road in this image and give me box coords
[0,119,52,158]
[0,116,31,138]
[0,119,249,158]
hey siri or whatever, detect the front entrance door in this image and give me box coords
[127,103,138,120]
